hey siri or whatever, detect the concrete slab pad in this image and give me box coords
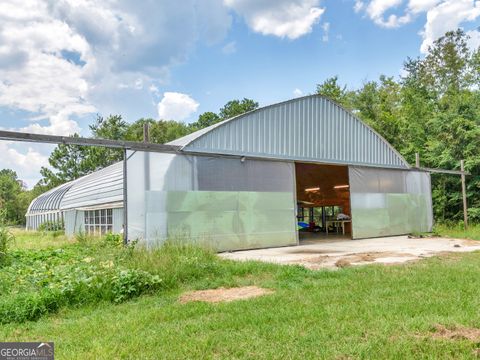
[219,236,480,269]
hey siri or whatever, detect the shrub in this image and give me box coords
[0,226,14,266]
[38,220,64,232]
[110,269,163,303]
[104,233,123,247]
[0,210,14,266]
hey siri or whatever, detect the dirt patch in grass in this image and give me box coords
[430,324,480,342]
[334,252,416,268]
[460,239,480,246]
[179,286,274,304]
[287,252,418,270]
[335,258,352,268]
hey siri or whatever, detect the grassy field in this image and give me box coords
[434,223,480,241]
[2,230,480,359]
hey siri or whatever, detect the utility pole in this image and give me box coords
[415,153,420,167]
[461,159,468,229]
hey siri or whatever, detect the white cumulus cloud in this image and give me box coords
[0,0,334,185]
[364,0,411,28]
[419,0,480,53]
[157,92,199,121]
[0,0,232,185]
[0,142,50,187]
[354,0,480,52]
[224,0,325,39]
[407,0,442,14]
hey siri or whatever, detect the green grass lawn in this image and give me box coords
[2,230,480,359]
[10,228,71,249]
[434,223,480,241]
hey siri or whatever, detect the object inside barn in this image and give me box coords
[295,163,351,239]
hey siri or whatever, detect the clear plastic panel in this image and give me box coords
[349,166,433,238]
[127,151,297,251]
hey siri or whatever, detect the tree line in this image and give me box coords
[1,29,479,225]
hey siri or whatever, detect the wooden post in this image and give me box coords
[415,153,420,168]
[461,159,468,229]
[143,123,150,143]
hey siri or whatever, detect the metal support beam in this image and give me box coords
[461,159,468,229]
[0,130,180,153]
[414,166,470,176]
[123,148,129,245]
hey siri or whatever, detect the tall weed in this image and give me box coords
[0,236,221,324]
[0,211,14,266]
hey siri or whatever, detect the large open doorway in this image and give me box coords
[295,163,352,242]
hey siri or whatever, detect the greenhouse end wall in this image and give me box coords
[126,151,298,251]
[349,166,433,239]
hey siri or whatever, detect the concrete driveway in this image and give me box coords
[220,236,480,269]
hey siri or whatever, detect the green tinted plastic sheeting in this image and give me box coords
[145,191,296,252]
[349,166,433,239]
[127,151,297,251]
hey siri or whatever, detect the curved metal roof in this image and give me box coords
[26,162,123,216]
[27,181,75,214]
[169,95,409,169]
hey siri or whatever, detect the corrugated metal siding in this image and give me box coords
[174,96,408,169]
[112,208,124,233]
[64,210,86,236]
[64,209,77,236]
[61,162,124,210]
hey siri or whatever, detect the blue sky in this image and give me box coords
[0,0,479,187]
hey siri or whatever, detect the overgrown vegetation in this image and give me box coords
[0,232,228,324]
[2,230,480,358]
[38,219,64,232]
[0,228,13,266]
[0,213,14,266]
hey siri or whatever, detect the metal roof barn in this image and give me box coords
[26,95,432,251]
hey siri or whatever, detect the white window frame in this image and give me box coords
[84,209,113,236]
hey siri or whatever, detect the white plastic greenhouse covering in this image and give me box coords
[349,166,433,238]
[127,151,298,251]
